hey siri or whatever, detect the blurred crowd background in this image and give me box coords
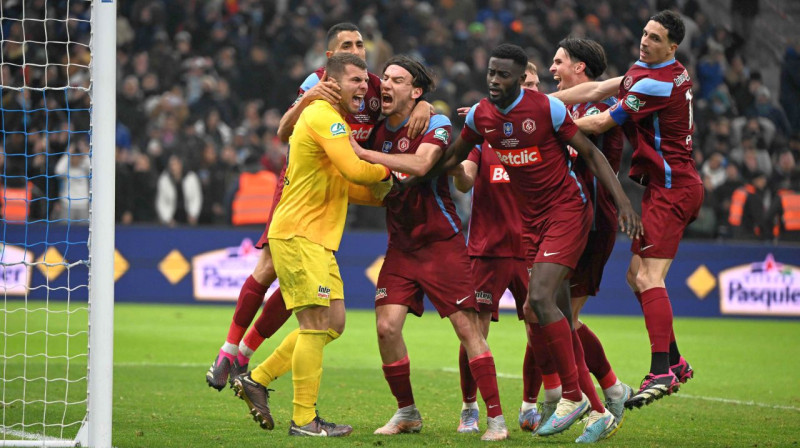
[1,0,799,241]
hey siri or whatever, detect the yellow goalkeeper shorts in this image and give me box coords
[270,236,344,311]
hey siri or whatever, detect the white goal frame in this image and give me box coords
[1,1,116,446]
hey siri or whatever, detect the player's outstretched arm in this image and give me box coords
[574,109,618,135]
[568,131,642,239]
[277,72,341,142]
[450,160,478,192]
[321,135,389,185]
[398,135,474,188]
[406,100,433,139]
[348,183,385,207]
[352,136,442,177]
[551,76,622,105]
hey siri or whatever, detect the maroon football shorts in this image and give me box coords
[471,256,528,321]
[375,234,477,318]
[570,230,617,298]
[525,200,591,270]
[631,183,704,259]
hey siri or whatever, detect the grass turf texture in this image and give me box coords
[4,302,800,447]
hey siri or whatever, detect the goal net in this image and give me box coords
[1,1,114,446]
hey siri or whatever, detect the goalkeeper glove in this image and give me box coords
[369,172,395,201]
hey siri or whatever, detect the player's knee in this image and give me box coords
[625,266,638,291]
[527,289,550,310]
[634,269,659,291]
[375,317,401,343]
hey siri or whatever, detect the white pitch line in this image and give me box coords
[113,363,800,413]
[441,367,800,412]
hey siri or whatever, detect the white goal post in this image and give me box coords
[0,1,115,446]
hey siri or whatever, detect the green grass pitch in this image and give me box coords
[4,302,800,446]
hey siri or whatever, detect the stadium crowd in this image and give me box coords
[1,0,799,240]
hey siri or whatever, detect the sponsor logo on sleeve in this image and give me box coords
[330,122,347,137]
[585,106,601,116]
[503,122,513,136]
[674,69,691,86]
[493,146,542,167]
[434,127,450,143]
[624,94,645,112]
[719,254,800,316]
[398,137,411,152]
[522,118,536,134]
[489,165,510,183]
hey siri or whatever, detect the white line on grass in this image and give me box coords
[440,367,800,412]
[115,363,800,413]
[0,427,75,446]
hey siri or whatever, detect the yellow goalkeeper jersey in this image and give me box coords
[269,100,389,251]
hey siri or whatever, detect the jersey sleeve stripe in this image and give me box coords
[609,105,629,125]
[425,114,452,134]
[630,78,673,97]
[653,112,673,188]
[300,72,321,93]
[567,160,587,204]
[465,104,480,134]
[431,179,460,233]
[601,97,618,108]
[547,95,568,132]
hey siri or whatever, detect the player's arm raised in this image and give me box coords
[277,72,342,142]
[567,131,642,239]
[550,76,622,105]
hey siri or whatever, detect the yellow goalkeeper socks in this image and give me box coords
[251,328,299,386]
[250,327,341,387]
[292,329,328,426]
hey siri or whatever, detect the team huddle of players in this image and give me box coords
[205,9,700,444]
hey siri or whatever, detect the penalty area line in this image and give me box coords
[440,367,800,412]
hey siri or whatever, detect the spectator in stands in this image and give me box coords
[747,85,792,139]
[729,171,770,240]
[702,152,729,190]
[156,154,203,226]
[779,39,800,136]
[731,134,773,178]
[53,138,91,222]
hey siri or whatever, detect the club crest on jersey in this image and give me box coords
[398,137,411,152]
[369,96,380,111]
[624,94,645,112]
[522,118,536,134]
[434,127,450,143]
[382,141,393,153]
[624,76,633,90]
[330,122,347,137]
[503,122,513,136]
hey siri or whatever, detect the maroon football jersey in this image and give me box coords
[609,58,702,188]
[296,67,383,143]
[465,143,525,259]
[461,89,587,225]
[370,114,460,252]
[569,98,624,232]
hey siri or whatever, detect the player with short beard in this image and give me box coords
[449,61,553,435]
[206,22,433,392]
[352,55,509,441]
[234,53,392,437]
[435,43,641,443]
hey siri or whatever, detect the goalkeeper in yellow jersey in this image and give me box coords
[233,52,392,437]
